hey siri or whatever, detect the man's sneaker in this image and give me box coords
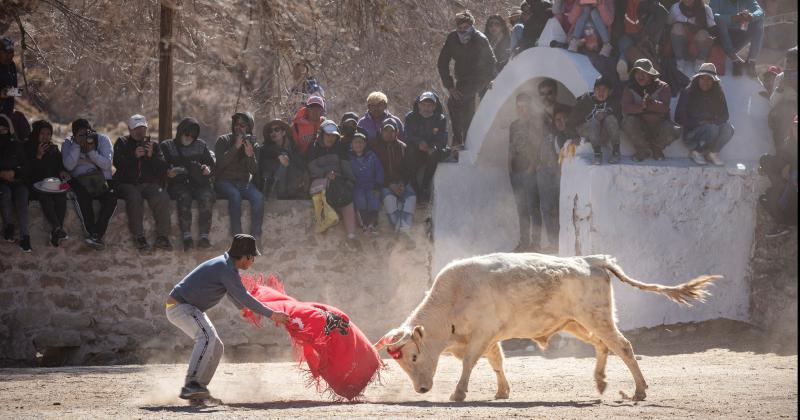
[745,61,757,78]
[599,43,613,57]
[732,60,743,77]
[135,236,150,251]
[179,381,210,400]
[368,225,379,235]
[592,152,602,165]
[154,236,173,251]
[189,396,223,407]
[652,149,666,161]
[765,225,790,238]
[3,224,14,242]
[183,237,194,252]
[19,235,31,253]
[705,152,724,166]
[54,227,68,242]
[690,150,707,165]
[86,235,106,251]
[197,237,212,249]
[50,229,60,247]
[608,149,620,164]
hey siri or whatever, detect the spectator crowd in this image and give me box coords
[0,1,796,253]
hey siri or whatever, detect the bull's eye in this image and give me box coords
[412,354,417,362]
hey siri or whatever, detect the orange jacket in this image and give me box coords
[291,107,323,158]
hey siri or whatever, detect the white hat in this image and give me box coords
[128,114,148,130]
[419,91,437,103]
[34,177,70,194]
[692,63,720,82]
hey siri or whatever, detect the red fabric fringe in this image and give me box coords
[239,272,384,401]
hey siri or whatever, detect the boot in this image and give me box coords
[592,146,602,165]
[608,144,620,164]
[312,193,326,233]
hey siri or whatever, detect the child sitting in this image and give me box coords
[349,131,384,234]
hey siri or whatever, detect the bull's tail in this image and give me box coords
[587,255,722,306]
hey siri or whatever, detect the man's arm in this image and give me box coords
[89,135,114,171]
[437,36,456,90]
[221,271,274,318]
[62,139,80,171]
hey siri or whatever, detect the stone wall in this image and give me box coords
[0,199,433,366]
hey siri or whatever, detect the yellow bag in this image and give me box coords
[312,192,339,233]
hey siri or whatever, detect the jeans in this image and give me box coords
[510,172,541,248]
[214,180,264,237]
[572,7,610,43]
[170,183,215,237]
[715,16,764,60]
[116,182,172,238]
[683,122,735,153]
[0,182,30,236]
[166,303,224,387]
[382,184,416,232]
[670,24,712,62]
[68,178,117,238]
[536,167,560,247]
[32,190,67,231]
[577,115,621,148]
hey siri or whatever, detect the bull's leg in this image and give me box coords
[484,341,510,399]
[562,321,610,394]
[450,338,491,402]
[578,318,648,401]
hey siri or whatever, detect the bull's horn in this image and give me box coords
[373,329,410,350]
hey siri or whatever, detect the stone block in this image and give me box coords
[33,331,82,348]
[50,294,85,311]
[39,274,67,289]
[52,313,94,329]
[15,308,51,328]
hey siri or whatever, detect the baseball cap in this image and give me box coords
[306,95,326,111]
[382,118,398,131]
[419,91,437,103]
[320,119,340,136]
[227,234,261,257]
[128,114,148,130]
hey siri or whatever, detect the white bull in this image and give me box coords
[375,252,721,402]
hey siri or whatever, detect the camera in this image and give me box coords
[85,130,98,144]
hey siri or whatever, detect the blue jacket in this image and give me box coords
[709,0,763,24]
[349,149,384,191]
[62,133,114,179]
[170,253,274,317]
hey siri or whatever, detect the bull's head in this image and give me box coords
[374,325,438,394]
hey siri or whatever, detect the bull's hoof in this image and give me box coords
[494,390,510,400]
[633,390,647,401]
[449,390,467,402]
[595,379,607,395]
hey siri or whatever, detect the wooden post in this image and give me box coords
[158,1,175,141]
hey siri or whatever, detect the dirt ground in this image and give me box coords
[0,344,796,419]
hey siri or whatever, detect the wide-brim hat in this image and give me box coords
[630,58,659,77]
[228,234,261,257]
[692,62,720,82]
[34,177,70,194]
[264,118,290,134]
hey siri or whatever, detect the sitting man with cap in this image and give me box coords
[62,118,117,250]
[166,234,289,404]
[621,58,682,162]
[291,95,326,159]
[113,114,173,251]
[403,91,448,202]
[675,62,734,166]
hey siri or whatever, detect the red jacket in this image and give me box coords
[291,107,323,158]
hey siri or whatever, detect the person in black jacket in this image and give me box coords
[437,10,497,148]
[403,91,448,203]
[258,119,308,200]
[513,0,554,54]
[674,63,733,166]
[0,113,31,252]
[568,76,621,164]
[161,118,216,252]
[25,120,70,247]
[114,114,172,251]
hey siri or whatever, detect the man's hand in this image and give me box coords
[234,136,244,150]
[201,164,211,176]
[244,140,255,158]
[270,311,290,326]
[326,170,336,181]
[145,141,154,157]
[167,168,179,178]
[135,146,146,158]
[36,142,49,160]
[278,155,290,167]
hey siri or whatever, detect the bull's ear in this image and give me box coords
[413,325,424,339]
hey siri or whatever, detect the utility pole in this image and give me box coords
[158,1,176,141]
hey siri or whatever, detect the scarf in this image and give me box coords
[457,26,475,44]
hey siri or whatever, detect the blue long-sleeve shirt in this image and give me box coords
[709,0,763,24]
[62,134,114,179]
[170,253,274,317]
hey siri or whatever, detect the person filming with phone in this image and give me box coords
[113,114,173,252]
[214,112,264,247]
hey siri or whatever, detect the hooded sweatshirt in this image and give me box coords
[215,112,259,185]
[404,93,448,151]
[291,106,323,158]
[25,122,65,186]
[160,118,215,188]
[0,114,28,183]
[674,79,729,131]
[437,28,498,96]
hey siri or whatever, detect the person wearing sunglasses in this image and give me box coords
[258,118,308,200]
